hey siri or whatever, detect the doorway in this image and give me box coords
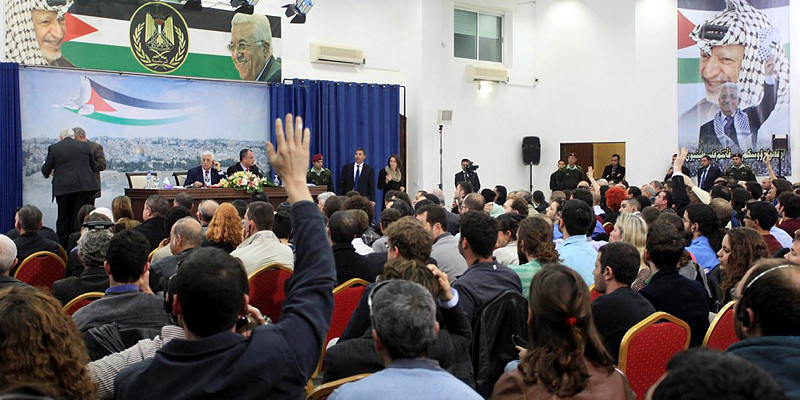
[560,142,626,180]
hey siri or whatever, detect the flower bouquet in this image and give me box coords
[220,171,263,193]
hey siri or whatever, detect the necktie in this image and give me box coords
[355,164,361,188]
[724,116,737,145]
[700,168,707,188]
[205,170,210,185]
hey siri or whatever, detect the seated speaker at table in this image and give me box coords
[185,151,224,188]
[226,148,262,178]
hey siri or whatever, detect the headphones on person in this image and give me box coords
[736,264,798,328]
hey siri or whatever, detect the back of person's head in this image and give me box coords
[370,280,437,360]
[329,210,360,244]
[76,204,95,229]
[737,259,800,337]
[390,198,413,218]
[518,190,533,204]
[615,213,647,251]
[497,213,522,242]
[415,204,448,232]
[480,189,496,204]
[731,187,752,211]
[598,242,640,287]
[457,181,473,195]
[0,234,17,274]
[380,258,440,299]
[459,211,498,258]
[462,192,485,212]
[640,206,660,227]
[522,264,614,397]
[634,195,651,211]
[250,192,269,203]
[561,199,594,236]
[323,196,345,219]
[719,227,768,296]
[0,286,96,399]
[106,230,150,283]
[206,203,244,247]
[413,199,432,212]
[628,186,642,198]
[317,191,335,207]
[591,191,601,207]
[164,206,192,235]
[646,222,684,272]
[346,209,369,237]
[198,200,219,224]
[495,186,508,204]
[423,193,440,205]
[173,248,248,338]
[684,203,720,235]
[508,197,529,217]
[77,229,113,269]
[344,195,374,224]
[709,198,734,228]
[112,195,135,221]
[745,182,763,202]
[273,211,292,240]
[533,190,545,205]
[778,193,800,218]
[550,191,566,202]
[517,215,558,264]
[604,186,627,212]
[651,348,789,400]
[15,205,42,232]
[173,216,203,247]
[231,199,249,219]
[385,216,432,262]
[379,208,402,232]
[710,185,732,202]
[746,201,779,230]
[245,201,274,232]
[773,179,793,198]
[656,212,686,236]
[146,194,169,217]
[174,192,194,210]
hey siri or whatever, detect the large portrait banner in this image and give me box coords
[678,0,791,176]
[19,67,272,227]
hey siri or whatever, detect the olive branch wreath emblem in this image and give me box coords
[132,21,187,73]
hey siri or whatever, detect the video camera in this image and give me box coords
[465,161,479,173]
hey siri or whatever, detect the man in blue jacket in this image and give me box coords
[115,114,336,400]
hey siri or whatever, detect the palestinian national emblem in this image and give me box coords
[129,2,189,74]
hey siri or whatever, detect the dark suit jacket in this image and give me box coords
[697,165,723,192]
[640,269,710,346]
[257,56,281,83]
[52,267,109,305]
[5,227,58,243]
[184,166,223,187]
[226,163,263,178]
[698,82,776,151]
[132,217,167,253]
[602,165,626,183]
[339,162,375,201]
[12,232,62,274]
[88,140,106,198]
[591,287,655,362]
[454,171,481,192]
[332,243,377,285]
[41,138,99,197]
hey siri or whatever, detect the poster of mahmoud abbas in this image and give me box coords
[678,0,791,176]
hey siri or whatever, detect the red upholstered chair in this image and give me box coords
[703,301,739,351]
[248,263,293,323]
[14,251,66,292]
[603,222,614,235]
[306,373,370,400]
[63,292,105,316]
[57,244,68,262]
[618,312,690,400]
[588,283,603,302]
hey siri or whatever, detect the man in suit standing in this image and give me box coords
[697,155,722,192]
[41,129,99,246]
[454,158,480,192]
[601,154,625,184]
[184,151,224,187]
[339,148,375,202]
[226,148,262,178]
[73,127,106,200]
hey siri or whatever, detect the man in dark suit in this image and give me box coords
[640,222,710,346]
[132,195,169,253]
[226,148,263,178]
[184,151,224,187]
[601,154,626,184]
[329,211,376,285]
[11,205,61,274]
[74,127,106,199]
[339,148,375,201]
[454,158,480,192]
[41,130,99,245]
[696,155,722,192]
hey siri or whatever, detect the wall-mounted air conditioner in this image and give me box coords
[310,43,365,65]
[466,64,509,83]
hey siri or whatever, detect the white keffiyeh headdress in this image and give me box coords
[4,0,73,65]
[690,0,790,111]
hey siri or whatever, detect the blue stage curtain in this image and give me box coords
[270,80,400,217]
[0,63,23,234]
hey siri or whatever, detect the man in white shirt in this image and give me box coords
[231,201,294,274]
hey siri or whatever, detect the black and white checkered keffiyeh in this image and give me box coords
[4,0,73,65]
[689,0,790,112]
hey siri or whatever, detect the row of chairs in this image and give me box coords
[125,172,187,189]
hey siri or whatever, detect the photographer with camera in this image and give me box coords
[454,158,481,192]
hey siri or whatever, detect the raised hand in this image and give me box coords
[267,114,312,203]
[427,264,453,301]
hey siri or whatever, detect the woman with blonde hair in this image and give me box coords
[0,286,96,399]
[203,202,243,253]
[112,195,140,231]
[609,212,650,291]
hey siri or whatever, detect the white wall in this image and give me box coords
[4,0,798,202]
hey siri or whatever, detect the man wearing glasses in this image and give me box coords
[229,13,281,82]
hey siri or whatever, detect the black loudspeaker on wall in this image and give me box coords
[522,136,541,165]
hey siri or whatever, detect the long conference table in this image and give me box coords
[125,187,328,222]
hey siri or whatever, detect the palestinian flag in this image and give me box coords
[61,0,281,79]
